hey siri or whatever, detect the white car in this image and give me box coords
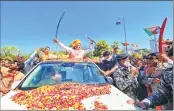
[1,60,140,110]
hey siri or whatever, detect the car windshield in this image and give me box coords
[19,62,106,89]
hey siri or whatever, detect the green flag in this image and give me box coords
[144,26,160,36]
[144,28,154,36]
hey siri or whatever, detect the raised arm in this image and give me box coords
[24,50,38,66]
[84,42,94,55]
[53,38,74,53]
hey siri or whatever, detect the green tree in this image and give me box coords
[81,46,93,58]
[141,48,151,56]
[58,51,68,55]
[51,50,68,56]
[23,54,30,61]
[111,41,120,49]
[1,46,20,60]
[94,40,111,57]
[86,52,93,58]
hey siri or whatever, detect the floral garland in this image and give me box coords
[11,83,111,110]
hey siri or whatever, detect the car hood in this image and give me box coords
[1,85,136,110]
[1,91,27,110]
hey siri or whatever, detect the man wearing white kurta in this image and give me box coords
[53,38,94,59]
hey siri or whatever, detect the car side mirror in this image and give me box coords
[11,81,21,90]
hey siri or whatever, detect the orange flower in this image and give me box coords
[93,100,108,110]
[11,83,111,110]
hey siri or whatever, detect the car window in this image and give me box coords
[20,62,106,89]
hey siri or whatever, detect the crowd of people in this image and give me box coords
[0,37,173,110]
[99,42,173,110]
[0,60,25,95]
[0,46,55,96]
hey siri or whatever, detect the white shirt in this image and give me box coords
[58,42,94,59]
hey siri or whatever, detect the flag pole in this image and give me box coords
[154,34,158,52]
[123,17,128,52]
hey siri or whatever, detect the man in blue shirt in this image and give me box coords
[102,51,117,71]
[21,48,42,74]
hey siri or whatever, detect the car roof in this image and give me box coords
[39,59,93,64]
[32,59,103,71]
[39,58,101,64]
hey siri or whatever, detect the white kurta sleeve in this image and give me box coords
[57,42,74,54]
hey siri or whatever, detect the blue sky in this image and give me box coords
[1,1,173,54]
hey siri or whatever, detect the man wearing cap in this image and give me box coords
[102,52,138,78]
[112,53,139,100]
[53,38,94,59]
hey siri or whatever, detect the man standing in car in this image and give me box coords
[53,38,94,59]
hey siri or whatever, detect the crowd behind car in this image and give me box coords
[0,39,173,110]
[99,46,173,110]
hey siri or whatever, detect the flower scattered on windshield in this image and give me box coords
[11,83,111,110]
[93,100,108,110]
